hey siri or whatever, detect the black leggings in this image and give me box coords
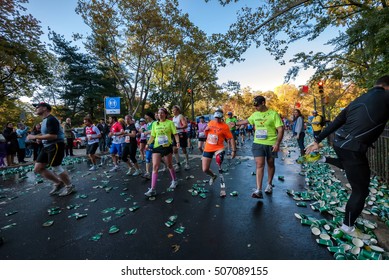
[327,146,370,227]
[122,143,138,164]
[296,132,305,155]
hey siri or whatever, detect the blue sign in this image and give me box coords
[105,97,120,114]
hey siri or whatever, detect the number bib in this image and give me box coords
[158,135,169,145]
[198,132,205,138]
[207,134,218,145]
[255,129,268,139]
[125,136,130,143]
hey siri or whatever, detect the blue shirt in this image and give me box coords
[41,115,64,147]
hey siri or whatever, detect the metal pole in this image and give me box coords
[321,96,326,121]
[103,97,107,121]
[191,90,195,121]
[313,96,317,111]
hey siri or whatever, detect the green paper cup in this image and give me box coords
[301,219,313,226]
[331,228,344,239]
[328,246,346,254]
[316,238,334,246]
[334,253,347,260]
[360,249,382,260]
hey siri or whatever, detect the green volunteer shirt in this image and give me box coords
[226,117,237,131]
[151,120,177,148]
[248,110,283,145]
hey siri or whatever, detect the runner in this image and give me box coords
[122,115,141,176]
[108,116,124,172]
[236,96,284,198]
[172,105,190,171]
[83,117,101,171]
[142,112,156,180]
[138,118,147,162]
[226,112,237,153]
[144,108,180,197]
[202,109,236,197]
[197,116,207,154]
[27,102,75,196]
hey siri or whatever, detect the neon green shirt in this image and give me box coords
[226,117,237,131]
[248,110,283,145]
[151,120,177,148]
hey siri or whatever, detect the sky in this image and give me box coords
[24,0,333,92]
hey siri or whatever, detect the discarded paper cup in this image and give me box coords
[319,233,331,240]
[350,246,361,255]
[334,253,347,260]
[369,245,385,253]
[352,237,364,248]
[316,238,334,246]
[342,233,354,242]
[314,219,328,226]
[311,226,321,236]
[331,228,344,239]
[301,219,313,226]
[339,243,352,251]
[327,246,346,254]
[360,249,382,260]
[323,224,331,231]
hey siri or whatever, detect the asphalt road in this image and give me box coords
[0,137,333,260]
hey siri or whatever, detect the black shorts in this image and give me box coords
[37,142,65,167]
[86,142,99,155]
[140,139,147,144]
[153,145,173,157]
[172,132,188,148]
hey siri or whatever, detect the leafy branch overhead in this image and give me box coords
[211,0,389,88]
[76,0,224,116]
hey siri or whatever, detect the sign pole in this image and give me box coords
[104,96,107,121]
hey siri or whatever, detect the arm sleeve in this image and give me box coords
[46,117,60,135]
[315,107,348,143]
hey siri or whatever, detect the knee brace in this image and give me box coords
[51,165,65,174]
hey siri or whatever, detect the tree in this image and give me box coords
[76,0,222,117]
[0,0,48,102]
[49,31,119,122]
[210,0,389,89]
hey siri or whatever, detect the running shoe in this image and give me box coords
[168,180,178,189]
[251,189,263,199]
[264,183,273,194]
[144,188,156,197]
[58,185,75,197]
[209,174,217,186]
[49,182,64,196]
[110,165,119,172]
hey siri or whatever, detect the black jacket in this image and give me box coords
[316,86,389,152]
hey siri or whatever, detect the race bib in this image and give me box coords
[158,135,169,145]
[125,136,130,143]
[255,129,268,139]
[198,132,205,138]
[206,134,218,145]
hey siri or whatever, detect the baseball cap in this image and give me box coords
[214,110,224,119]
[227,111,233,115]
[253,96,266,106]
[312,110,318,113]
[32,102,52,111]
[140,118,145,122]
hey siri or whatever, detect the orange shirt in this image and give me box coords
[204,120,233,152]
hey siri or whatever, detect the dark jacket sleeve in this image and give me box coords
[315,106,348,143]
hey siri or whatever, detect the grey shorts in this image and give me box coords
[252,143,278,158]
